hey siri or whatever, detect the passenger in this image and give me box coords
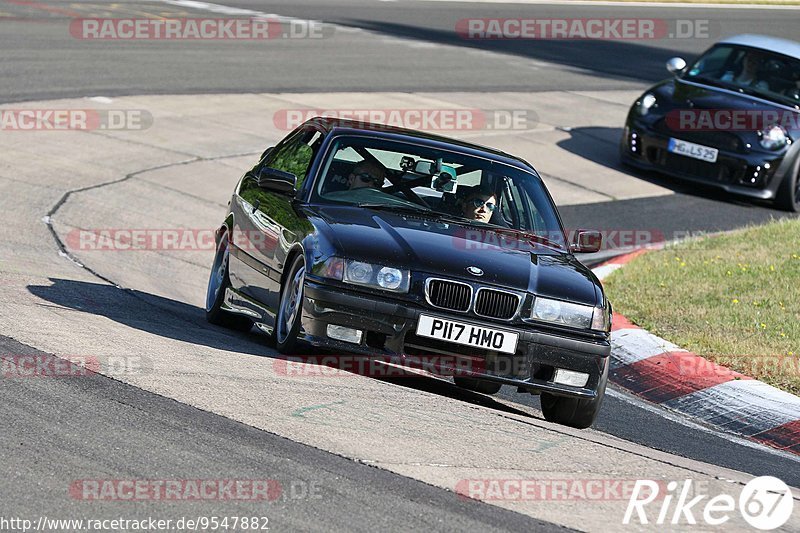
[347,160,385,190]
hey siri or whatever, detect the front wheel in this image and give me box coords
[540,363,608,429]
[775,170,800,212]
[205,232,253,331]
[275,254,306,354]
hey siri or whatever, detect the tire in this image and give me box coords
[540,363,608,429]
[205,232,254,331]
[454,376,502,395]
[775,169,800,212]
[275,254,306,354]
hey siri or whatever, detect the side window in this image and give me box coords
[264,128,322,190]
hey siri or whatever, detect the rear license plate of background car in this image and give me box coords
[668,138,719,163]
[416,314,518,354]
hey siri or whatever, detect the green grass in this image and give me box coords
[597,0,800,4]
[603,218,800,395]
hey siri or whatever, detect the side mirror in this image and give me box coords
[666,57,687,75]
[571,229,602,254]
[257,167,297,195]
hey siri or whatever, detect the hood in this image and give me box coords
[648,78,800,135]
[310,205,600,306]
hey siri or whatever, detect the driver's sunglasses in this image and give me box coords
[353,172,381,186]
[470,198,497,211]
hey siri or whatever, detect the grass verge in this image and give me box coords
[603,217,800,395]
[594,0,800,4]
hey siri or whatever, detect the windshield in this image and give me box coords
[312,135,567,249]
[683,45,800,107]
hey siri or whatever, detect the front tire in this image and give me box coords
[205,232,253,331]
[541,363,608,429]
[776,169,800,212]
[275,254,306,354]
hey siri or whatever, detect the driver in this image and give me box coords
[347,160,385,190]
[460,186,498,224]
[722,51,769,91]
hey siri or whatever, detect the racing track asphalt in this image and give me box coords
[0,335,562,532]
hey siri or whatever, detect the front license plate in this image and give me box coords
[416,314,518,354]
[667,138,719,163]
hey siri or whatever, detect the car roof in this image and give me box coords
[718,34,800,61]
[305,117,537,174]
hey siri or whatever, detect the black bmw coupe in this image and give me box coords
[206,117,611,428]
[621,34,800,211]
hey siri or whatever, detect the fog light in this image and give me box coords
[552,369,589,388]
[326,325,363,344]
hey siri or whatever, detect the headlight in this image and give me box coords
[377,266,404,290]
[315,256,410,293]
[531,297,608,331]
[760,125,788,150]
[637,93,657,116]
[345,261,373,284]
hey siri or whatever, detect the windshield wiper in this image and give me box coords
[688,76,772,100]
[685,75,731,91]
[357,202,435,213]
[488,227,565,251]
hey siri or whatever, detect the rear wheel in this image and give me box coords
[776,169,800,212]
[453,376,502,395]
[275,254,305,354]
[540,363,608,429]
[205,232,253,331]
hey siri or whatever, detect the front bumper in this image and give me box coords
[299,279,610,399]
[621,121,791,200]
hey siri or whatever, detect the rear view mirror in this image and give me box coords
[414,160,434,175]
[257,167,297,195]
[571,229,602,254]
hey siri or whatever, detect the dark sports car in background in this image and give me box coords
[621,34,800,212]
[205,117,611,428]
